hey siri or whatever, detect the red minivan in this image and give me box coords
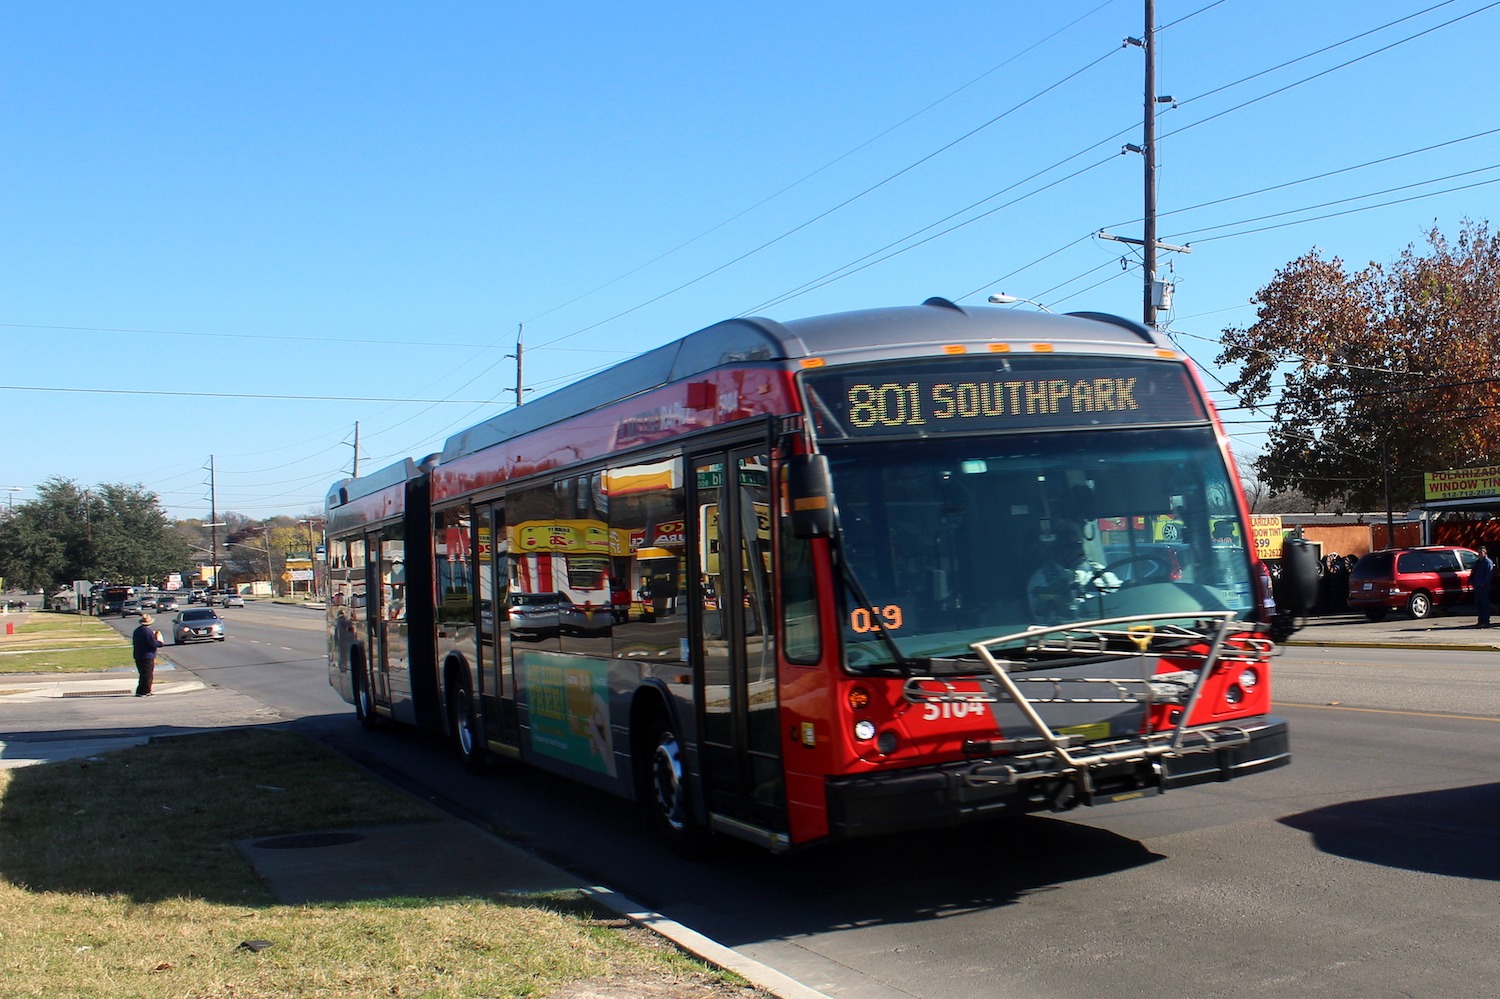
[1347,546,1479,620]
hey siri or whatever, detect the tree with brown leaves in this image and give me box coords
[1216,219,1500,511]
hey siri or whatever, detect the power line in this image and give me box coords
[0,384,501,405]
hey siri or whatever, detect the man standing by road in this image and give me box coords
[1473,545,1494,629]
[132,613,164,696]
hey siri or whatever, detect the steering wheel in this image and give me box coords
[1091,556,1158,590]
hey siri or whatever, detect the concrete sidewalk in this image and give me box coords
[1285,609,1500,651]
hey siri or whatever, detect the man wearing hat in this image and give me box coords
[131,613,164,697]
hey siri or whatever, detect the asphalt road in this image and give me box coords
[37,605,1500,998]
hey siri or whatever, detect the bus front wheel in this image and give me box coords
[641,710,706,856]
[450,676,487,774]
[353,661,380,731]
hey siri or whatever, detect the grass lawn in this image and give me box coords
[0,612,135,674]
[0,729,750,998]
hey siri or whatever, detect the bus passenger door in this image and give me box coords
[481,501,520,745]
[691,447,786,837]
[367,527,407,717]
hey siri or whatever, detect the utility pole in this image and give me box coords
[1103,0,1188,329]
[508,323,525,407]
[351,422,360,478]
[209,456,218,590]
[1141,0,1159,329]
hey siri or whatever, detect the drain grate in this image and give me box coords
[63,690,134,697]
[251,832,366,850]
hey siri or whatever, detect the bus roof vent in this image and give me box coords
[1064,311,1157,345]
[921,296,965,313]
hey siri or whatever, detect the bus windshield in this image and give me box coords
[822,424,1253,669]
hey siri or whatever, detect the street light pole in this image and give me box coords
[987,292,1053,313]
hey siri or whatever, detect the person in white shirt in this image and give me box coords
[1027,523,1121,623]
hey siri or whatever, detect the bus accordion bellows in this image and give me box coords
[324,298,1310,854]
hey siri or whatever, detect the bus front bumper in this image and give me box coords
[823,716,1290,840]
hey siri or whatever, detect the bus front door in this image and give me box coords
[691,447,786,840]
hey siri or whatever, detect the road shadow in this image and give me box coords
[312,718,1166,938]
[1280,782,1500,880]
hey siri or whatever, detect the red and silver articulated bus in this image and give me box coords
[325,298,1314,854]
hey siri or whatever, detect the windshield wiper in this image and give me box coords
[831,547,915,674]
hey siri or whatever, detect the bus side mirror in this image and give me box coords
[1269,537,1321,642]
[1281,538,1320,615]
[785,454,834,539]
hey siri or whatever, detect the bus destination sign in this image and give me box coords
[803,356,1205,438]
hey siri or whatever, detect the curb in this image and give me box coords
[582,886,834,999]
[1286,639,1500,653]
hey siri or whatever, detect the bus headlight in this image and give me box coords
[1224,684,1245,705]
[853,720,876,742]
[1238,667,1259,689]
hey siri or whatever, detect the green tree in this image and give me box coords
[1216,220,1500,510]
[0,477,191,594]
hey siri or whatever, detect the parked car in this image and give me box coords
[223,592,246,607]
[507,591,563,639]
[172,607,226,643]
[1347,546,1479,621]
[119,598,143,617]
[156,595,180,612]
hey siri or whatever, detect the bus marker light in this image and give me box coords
[800,722,817,747]
[942,344,966,354]
[847,686,871,710]
[1030,343,1055,352]
[854,720,876,742]
[799,357,826,368]
[986,343,1012,352]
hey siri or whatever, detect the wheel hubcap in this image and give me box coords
[456,690,474,754]
[651,732,686,831]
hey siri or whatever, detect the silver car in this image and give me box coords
[172,607,226,644]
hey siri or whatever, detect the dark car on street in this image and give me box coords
[172,607,226,644]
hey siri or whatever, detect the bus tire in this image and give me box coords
[640,708,706,857]
[450,675,487,774]
[353,660,380,731]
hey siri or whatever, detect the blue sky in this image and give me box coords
[4,1,1497,519]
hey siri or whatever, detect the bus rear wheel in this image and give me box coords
[641,710,706,856]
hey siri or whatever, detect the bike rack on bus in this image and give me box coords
[901,612,1275,806]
